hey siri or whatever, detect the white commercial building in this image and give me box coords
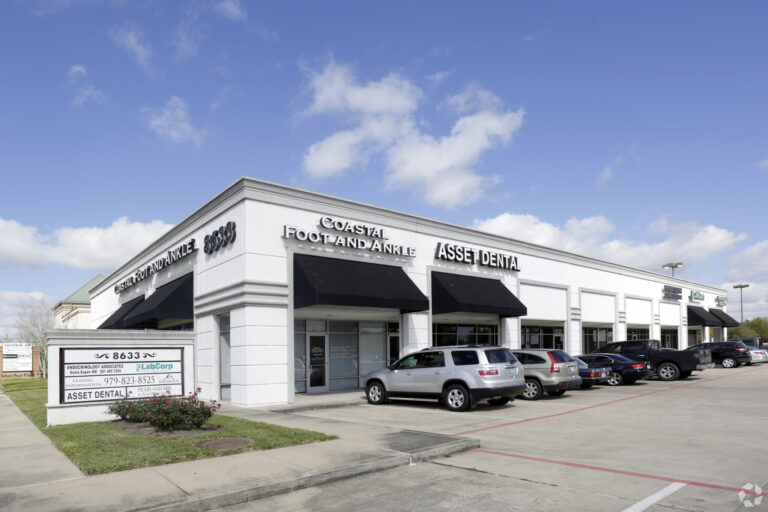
[89,178,738,407]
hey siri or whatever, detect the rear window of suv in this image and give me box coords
[549,350,574,363]
[484,349,518,364]
[451,350,480,366]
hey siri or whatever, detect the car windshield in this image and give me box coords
[596,353,633,363]
[575,358,587,368]
[485,349,518,364]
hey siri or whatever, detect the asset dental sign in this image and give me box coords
[283,216,416,257]
[60,347,184,404]
[434,242,520,271]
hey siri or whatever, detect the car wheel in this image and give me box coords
[443,384,470,412]
[365,382,387,405]
[522,378,543,400]
[721,357,737,368]
[679,371,692,379]
[487,397,510,406]
[606,372,624,386]
[580,384,593,389]
[548,390,566,397]
[656,363,680,381]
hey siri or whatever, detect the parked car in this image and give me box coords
[578,353,651,386]
[511,349,581,400]
[595,340,710,380]
[732,337,763,350]
[574,358,611,389]
[746,348,768,364]
[364,345,525,412]
[684,341,751,368]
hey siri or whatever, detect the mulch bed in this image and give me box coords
[111,420,222,438]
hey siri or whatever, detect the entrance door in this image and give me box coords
[308,334,329,393]
[388,334,400,365]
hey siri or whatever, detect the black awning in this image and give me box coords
[123,274,193,328]
[293,254,429,313]
[431,271,527,318]
[687,305,722,327]
[98,296,145,329]
[708,308,740,328]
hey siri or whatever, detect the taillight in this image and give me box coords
[547,352,560,373]
[631,364,645,369]
[477,367,499,376]
[735,348,746,352]
[588,371,598,377]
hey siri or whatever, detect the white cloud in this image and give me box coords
[209,85,232,114]
[0,217,173,272]
[214,0,247,21]
[67,64,87,81]
[473,213,746,271]
[302,60,524,208]
[0,217,172,271]
[724,240,768,318]
[756,158,768,169]
[172,21,201,61]
[72,85,105,107]
[109,25,152,74]
[143,96,206,147]
[255,26,278,42]
[425,70,454,85]
[597,166,614,185]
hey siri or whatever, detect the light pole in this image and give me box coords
[733,284,749,323]
[662,262,683,278]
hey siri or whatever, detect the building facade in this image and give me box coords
[89,178,738,407]
[53,274,105,329]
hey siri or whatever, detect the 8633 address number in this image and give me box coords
[204,221,236,254]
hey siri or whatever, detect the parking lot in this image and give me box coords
[227,365,768,511]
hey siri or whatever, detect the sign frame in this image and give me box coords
[59,346,185,404]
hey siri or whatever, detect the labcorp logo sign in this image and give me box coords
[739,482,764,508]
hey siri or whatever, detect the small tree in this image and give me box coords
[12,295,53,378]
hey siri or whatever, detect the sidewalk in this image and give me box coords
[0,390,478,512]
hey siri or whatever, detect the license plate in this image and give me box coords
[569,366,575,372]
[601,372,607,377]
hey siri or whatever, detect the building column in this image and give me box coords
[195,314,216,400]
[500,317,520,349]
[229,305,290,407]
[402,311,429,354]
[704,326,711,343]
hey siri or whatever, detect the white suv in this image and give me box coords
[363,345,525,412]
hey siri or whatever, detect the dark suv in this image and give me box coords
[685,341,751,368]
[595,340,709,381]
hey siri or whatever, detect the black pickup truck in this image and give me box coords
[593,340,712,381]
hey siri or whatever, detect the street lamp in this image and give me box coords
[733,284,749,323]
[662,262,684,278]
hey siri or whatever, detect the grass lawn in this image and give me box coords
[0,379,336,475]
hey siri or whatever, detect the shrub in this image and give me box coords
[108,388,221,432]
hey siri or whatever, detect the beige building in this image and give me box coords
[53,275,104,329]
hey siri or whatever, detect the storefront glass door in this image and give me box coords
[308,334,329,392]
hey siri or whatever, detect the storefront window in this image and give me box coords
[522,326,564,350]
[432,323,498,346]
[582,327,613,353]
[660,329,678,349]
[627,327,650,340]
[294,321,307,393]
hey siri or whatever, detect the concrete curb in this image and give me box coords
[134,435,479,512]
[269,399,365,414]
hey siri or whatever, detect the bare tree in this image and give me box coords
[12,295,53,379]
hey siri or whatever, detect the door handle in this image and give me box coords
[406,372,412,375]
[433,371,441,374]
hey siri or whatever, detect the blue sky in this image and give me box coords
[1,0,767,335]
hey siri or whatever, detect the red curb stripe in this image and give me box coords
[475,448,768,497]
[452,369,752,437]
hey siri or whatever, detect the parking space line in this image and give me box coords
[475,449,768,498]
[622,482,687,512]
[452,368,754,436]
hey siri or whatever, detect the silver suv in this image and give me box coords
[512,349,582,400]
[364,345,525,412]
